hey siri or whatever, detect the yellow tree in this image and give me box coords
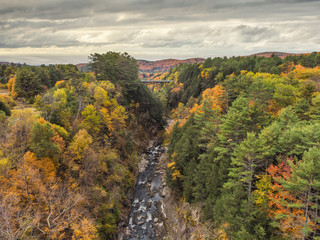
[81,105,101,137]
[0,151,96,239]
[190,85,226,116]
[100,98,127,136]
[69,129,93,162]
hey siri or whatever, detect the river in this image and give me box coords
[125,145,165,240]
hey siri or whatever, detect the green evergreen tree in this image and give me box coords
[30,121,61,160]
[214,182,272,239]
[89,51,165,127]
[229,132,265,199]
[281,147,320,239]
[15,68,42,101]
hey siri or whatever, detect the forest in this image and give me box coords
[1,51,320,239]
[163,52,320,239]
[0,52,164,239]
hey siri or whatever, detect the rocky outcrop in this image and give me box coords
[153,150,212,240]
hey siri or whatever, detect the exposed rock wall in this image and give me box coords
[154,150,212,240]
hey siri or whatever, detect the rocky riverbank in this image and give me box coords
[152,148,213,240]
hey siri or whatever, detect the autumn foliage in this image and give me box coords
[0,52,165,239]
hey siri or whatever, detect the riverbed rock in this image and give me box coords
[125,228,131,237]
[137,155,148,173]
[148,191,155,198]
[159,189,166,198]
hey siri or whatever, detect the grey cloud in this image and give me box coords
[234,25,277,43]
[0,0,320,64]
[0,0,316,21]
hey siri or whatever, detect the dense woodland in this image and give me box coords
[164,52,320,239]
[1,52,320,239]
[0,52,164,239]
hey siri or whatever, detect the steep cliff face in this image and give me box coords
[154,150,212,240]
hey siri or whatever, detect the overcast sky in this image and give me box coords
[0,0,319,64]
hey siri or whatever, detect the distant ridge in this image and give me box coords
[247,52,299,59]
[138,58,205,74]
[76,63,90,72]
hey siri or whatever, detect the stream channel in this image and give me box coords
[125,145,165,240]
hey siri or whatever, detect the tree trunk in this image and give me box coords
[302,185,311,240]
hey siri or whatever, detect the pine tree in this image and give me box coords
[282,147,320,239]
[230,132,265,199]
[15,68,42,102]
[30,120,61,160]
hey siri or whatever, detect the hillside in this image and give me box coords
[138,58,205,74]
[248,51,298,58]
[162,51,320,239]
[0,52,165,240]
[75,63,90,72]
